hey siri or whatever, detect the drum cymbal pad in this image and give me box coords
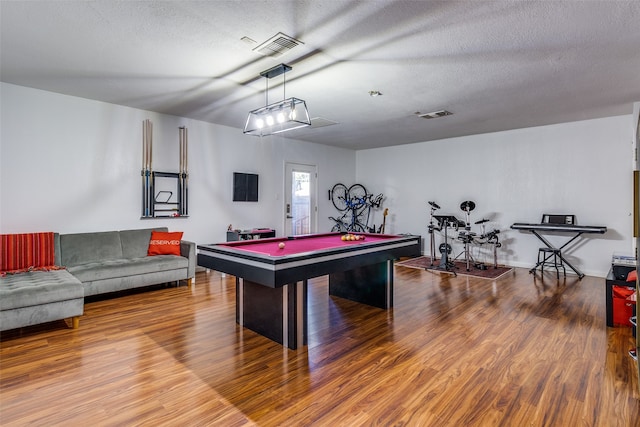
[439,243,452,254]
[460,200,476,212]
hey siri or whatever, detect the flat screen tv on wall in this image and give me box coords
[233,172,259,202]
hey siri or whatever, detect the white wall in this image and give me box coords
[2,82,634,278]
[356,116,635,277]
[0,83,356,244]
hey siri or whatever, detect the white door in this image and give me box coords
[284,163,317,236]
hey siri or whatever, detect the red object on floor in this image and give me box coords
[612,285,636,327]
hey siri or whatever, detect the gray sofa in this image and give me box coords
[60,227,195,297]
[0,227,195,332]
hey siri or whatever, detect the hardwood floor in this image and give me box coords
[1,266,638,426]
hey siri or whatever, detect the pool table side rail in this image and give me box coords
[198,234,418,264]
[197,235,421,288]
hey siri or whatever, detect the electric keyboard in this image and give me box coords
[510,223,607,234]
[511,222,607,279]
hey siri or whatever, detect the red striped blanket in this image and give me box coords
[1,232,64,276]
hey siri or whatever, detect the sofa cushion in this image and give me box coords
[120,227,167,259]
[0,270,83,310]
[147,231,183,256]
[67,256,188,283]
[60,231,123,267]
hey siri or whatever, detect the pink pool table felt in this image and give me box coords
[220,233,394,257]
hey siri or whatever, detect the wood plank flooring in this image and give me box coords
[1,266,638,426]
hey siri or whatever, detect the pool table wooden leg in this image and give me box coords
[329,260,393,309]
[236,278,307,350]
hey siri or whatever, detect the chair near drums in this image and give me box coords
[537,214,575,278]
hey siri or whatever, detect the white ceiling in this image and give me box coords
[2,0,639,150]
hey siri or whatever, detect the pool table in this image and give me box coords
[197,232,421,349]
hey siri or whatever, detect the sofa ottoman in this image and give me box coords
[1,232,84,332]
[0,270,83,332]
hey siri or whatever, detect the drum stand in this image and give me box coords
[455,233,475,271]
[455,201,476,271]
[427,201,441,266]
[432,215,461,276]
[473,218,490,270]
[485,230,501,268]
[475,219,501,269]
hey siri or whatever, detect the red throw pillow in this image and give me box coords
[148,231,183,256]
[627,269,637,282]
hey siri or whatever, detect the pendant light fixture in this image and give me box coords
[243,63,311,136]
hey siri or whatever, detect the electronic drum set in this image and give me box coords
[428,200,502,275]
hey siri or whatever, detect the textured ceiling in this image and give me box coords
[2,0,640,150]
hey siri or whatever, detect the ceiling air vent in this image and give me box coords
[253,32,303,57]
[416,110,453,119]
[309,117,339,129]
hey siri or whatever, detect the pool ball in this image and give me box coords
[278,242,285,249]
